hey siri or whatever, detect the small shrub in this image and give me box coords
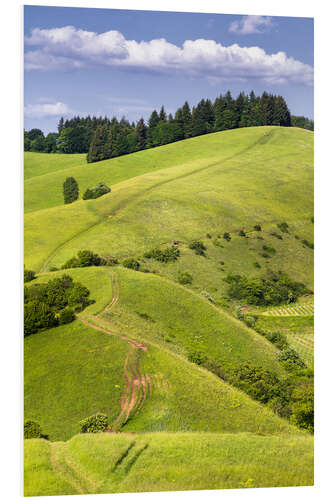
[100,255,119,266]
[200,290,215,303]
[49,266,59,272]
[277,222,289,233]
[262,245,276,255]
[24,420,42,439]
[295,235,300,240]
[253,261,261,268]
[79,413,108,433]
[235,306,244,321]
[254,224,261,231]
[244,315,256,328]
[223,232,231,241]
[178,271,193,285]
[83,183,111,200]
[206,233,212,239]
[261,252,271,259]
[144,246,179,263]
[122,258,140,270]
[257,236,264,240]
[220,261,225,266]
[270,232,283,240]
[188,350,207,366]
[264,331,288,350]
[24,269,36,283]
[239,229,246,237]
[59,308,76,325]
[301,239,314,249]
[213,238,224,248]
[189,240,206,256]
[311,216,314,224]
[278,348,306,370]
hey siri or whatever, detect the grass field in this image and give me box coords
[25,267,295,440]
[24,432,313,496]
[24,126,314,495]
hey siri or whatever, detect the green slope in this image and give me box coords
[24,127,313,298]
[25,267,296,440]
[24,432,313,496]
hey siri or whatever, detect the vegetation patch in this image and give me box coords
[83,182,111,200]
[62,249,118,269]
[144,245,180,263]
[189,240,206,256]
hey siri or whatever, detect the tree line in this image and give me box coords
[24,90,314,162]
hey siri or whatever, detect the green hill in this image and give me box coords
[25,267,295,440]
[24,432,313,496]
[24,126,314,495]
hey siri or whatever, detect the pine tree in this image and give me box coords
[182,101,192,138]
[136,118,147,150]
[57,117,64,133]
[63,177,79,204]
[159,106,167,122]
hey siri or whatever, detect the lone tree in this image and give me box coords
[63,177,79,204]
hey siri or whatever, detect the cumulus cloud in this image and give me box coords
[24,101,72,118]
[24,26,313,86]
[229,16,273,35]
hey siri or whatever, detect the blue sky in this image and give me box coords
[24,5,314,133]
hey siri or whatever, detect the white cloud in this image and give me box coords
[24,101,72,118]
[24,26,313,86]
[229,16,273,35]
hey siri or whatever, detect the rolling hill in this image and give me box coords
[24,126,314,495]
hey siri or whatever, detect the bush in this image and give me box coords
[278,348,306,370]
[277,222,289,233]
[189,240,206,256]
[239,229,246,237]
[230,362,281,404]
[83,183,111,200]
[213,238,224,248]
[100,255,119,266]
[270,232,283,240]
[253,261,261,268]
[290,384,314,432]
[63,177,79,204]
[188,350,207,366]
[59,308,76,325]
[178,272,193,285]
[24,420,42,439]
[79,413,108,433]
[144,246,179,263]
[263,331,288,350]
[253,224,261,231]
[206,233,212,239]
[223,232,231,241]
[122,258,140,270]
[24,269,36,283]
[67,282,90,309]
[262,245,276,255]
[301,239,314,249]
[24,300,58,337]
[225,271,310,306]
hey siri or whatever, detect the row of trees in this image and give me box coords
[24,91,314,160]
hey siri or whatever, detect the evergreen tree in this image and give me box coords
[136,118,147,150]
[182,101,193,138]
[159,106,167,122]
[57,117,64,133]
[63,177,79,204]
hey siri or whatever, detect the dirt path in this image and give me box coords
[50,442,89,495]
[78,272,149,429]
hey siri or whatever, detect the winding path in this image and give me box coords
[78,272,150,429]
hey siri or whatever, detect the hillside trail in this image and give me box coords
[78,271,150,429]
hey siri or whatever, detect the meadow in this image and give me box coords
[24,126,314,495]
[24,432,313,496]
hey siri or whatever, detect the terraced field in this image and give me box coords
[263,299,314,316]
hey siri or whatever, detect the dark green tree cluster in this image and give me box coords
[24,92,313,156]
[144,245,180,263]
[83,183,111,200]
[63,177,79,204]
[24,275,90,337]
[62,249,118,269]
[225,270,310,306]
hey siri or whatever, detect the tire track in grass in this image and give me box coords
[50,442,88,495]
[78,272,150,430]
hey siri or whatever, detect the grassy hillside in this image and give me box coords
[24,432,313,496]
[24,126,264,213]
[25,267,296,440]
